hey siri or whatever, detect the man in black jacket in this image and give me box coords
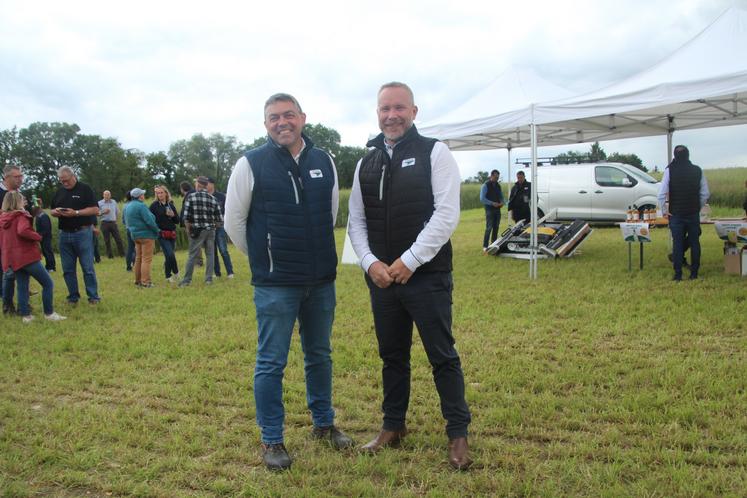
[348,82,472,470]
[508,170,531,224]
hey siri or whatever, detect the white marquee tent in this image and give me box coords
[418,6,747,278]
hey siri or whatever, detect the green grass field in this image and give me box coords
[1,206,745,497]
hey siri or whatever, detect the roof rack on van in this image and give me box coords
[515,154,600,166]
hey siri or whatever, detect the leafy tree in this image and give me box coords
[336,145,367,188]
[464,171,490,184]
[607,152,647,171]
[0,127,18,167]
[14,122,81,202]
[146,151,177,192]
[589,141,607,161]
[168,133,244,191]
[74,134,146,200]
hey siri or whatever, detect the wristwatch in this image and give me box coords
[75,210,79,216]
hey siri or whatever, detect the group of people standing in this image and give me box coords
[0,162,234,323]
[106,176,231,288]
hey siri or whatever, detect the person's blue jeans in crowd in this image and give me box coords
[253,282,336,444]
[2,267,15,310]
[669,213,701,279]
[213,226,234,277]
[158,237,179,279]
[15,261,54,316]
[483,206,501,249]
[125,229,136,271]
[59,227,100,303]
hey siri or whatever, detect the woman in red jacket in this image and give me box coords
[0,192,66,323]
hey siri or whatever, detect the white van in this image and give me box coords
[534,162,660,222]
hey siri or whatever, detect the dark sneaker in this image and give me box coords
[261,443,291,471]
[311,425,355,449]
[3,303,16,315]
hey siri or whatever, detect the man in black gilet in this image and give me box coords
[658,145,710,280]
[348,82,472,470]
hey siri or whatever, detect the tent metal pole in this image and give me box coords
[667,115,674,163]
[530,112,538,280]
[507,145,512,200]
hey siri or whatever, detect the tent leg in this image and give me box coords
[530,122,538,280]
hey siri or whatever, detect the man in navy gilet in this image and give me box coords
[657,145,710,281]
[480,169,504,251]
[224,93,353,471]
[348,82,473,470]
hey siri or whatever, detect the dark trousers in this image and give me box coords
[483,207,501,248]
[365,271,471,439]
[101,221,125,258]
[41,235,56,271]
[670,213,701,278]
[125,229,136,270]
[158,237,179,278]
[92,231,100,262]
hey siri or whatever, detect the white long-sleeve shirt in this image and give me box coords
[224,146,339,256]
[347,140,461,273]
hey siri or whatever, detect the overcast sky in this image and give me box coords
[2,0,746,179]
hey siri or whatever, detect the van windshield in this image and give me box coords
[620,165,658,184]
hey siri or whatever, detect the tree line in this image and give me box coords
[0,122,368,204]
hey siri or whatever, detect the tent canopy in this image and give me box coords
[418,66,572,150]
[419,7,747,151]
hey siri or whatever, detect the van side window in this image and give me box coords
[595,166,636,187]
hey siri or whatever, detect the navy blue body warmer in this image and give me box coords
[245,135,337,286]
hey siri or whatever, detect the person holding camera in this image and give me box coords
[150,185,180,283]
[178,176,222,287]
[50,166,101,305]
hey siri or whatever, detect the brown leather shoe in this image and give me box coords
[448,437,472,470]
[360,428,407,453]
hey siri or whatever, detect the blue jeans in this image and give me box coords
[59,227,100,303]
[253,282,336,444]
[483,207,501,248]
[126,229,136,270]
[16,261,54,316]
[213,227,234,276]
[158,237,179,278]
[3,267,15,308]
[669,213,701,278]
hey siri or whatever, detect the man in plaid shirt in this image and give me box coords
[178,176,222,287]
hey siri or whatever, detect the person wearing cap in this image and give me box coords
[50,166,101,305]
[178,176,222,287]
[124,188,160,287]
[206,177,234,279]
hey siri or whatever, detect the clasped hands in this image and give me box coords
[368,259,413,288]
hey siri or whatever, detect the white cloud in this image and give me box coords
[1,0,746,177]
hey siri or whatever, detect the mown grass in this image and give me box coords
[1,204,746,497]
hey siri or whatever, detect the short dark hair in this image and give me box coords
[180,181,192,193]
[264,93,303,114]
[490,169,499,176]
[517,171,526,176]
[673,145,689,161]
